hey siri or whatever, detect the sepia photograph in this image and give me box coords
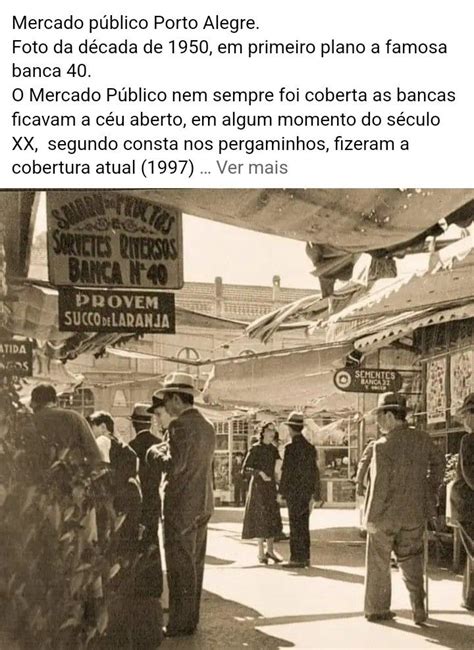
[1,188,474,648]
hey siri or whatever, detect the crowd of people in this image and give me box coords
[2,377,474,645]
[1,371,216,647]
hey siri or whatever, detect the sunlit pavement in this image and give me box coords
[163,507,474,649]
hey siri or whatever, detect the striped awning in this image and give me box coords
[354,303,474,352]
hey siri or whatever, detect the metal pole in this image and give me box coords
[424,524,429,617]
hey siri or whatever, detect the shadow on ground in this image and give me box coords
[164,589,294,649]
[253,610,474,649]
[373,611,474,650]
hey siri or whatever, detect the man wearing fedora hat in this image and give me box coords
[279,411,321,569]
[103,402,163,647]
[450,392,474,610]
[363,392,444,624]
[147,391,173,440]
[129,403,163,542]
[156,372,216,638]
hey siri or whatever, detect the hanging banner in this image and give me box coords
[0,339,33,377]
[58,288,175,333]
[333,367,403,393]
[450,349,473,416]
[426,357,447,424]
[47,191,183,289]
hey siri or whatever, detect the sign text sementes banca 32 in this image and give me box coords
[333,367,403,394]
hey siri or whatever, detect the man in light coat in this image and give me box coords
[364,392,444,624]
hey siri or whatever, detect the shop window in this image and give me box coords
[233,420,249,436]
[213,455,230,491]
[215,421,229,435]
[216,434,229,451]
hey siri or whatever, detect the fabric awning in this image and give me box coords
[204,343,356,409]
[329,242,474,323]
[353,303,474,353]
[244,231,474,343]
[130,189,474,252]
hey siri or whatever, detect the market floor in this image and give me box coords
[163,507,474,649]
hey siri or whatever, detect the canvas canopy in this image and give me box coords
[204,342,356,409]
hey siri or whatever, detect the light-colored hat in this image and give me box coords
[284,411,305,428]
[156,371,199,397]
[455,393,474,418]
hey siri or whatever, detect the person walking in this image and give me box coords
[156,372,216,638]
[363,392,444,624]
[279,412,320,569]
[242,421,283,564]
[450,392,474,611]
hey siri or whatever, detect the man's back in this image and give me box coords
[33,406,101,467]
[365,426,444,529]
[165,408,216,530]
[280,435,319,500]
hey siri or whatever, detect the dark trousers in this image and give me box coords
[287,496,311,562]
[164,520,208,633]
[135,511,163,598]
[234,480,248,506]
[459,523,474,609]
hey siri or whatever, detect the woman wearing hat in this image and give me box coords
[241,421,283,564]
[450,392,474,610]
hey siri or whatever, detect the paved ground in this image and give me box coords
[163,507,474,649]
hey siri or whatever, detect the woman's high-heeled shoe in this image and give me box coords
[265,551,283,563]
[258,556,269,564]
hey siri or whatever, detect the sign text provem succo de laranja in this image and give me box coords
[58,288,176,333]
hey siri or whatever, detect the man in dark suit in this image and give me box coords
[128,403,162,543]
[104,403,163,647]
[279,411,320,569]
[450,392,474,611]
[156,372,216,638]
[364,392,444,624]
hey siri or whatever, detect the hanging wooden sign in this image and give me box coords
[58,288,176,333]
[47,191,183,290]
[0,339,33,377]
